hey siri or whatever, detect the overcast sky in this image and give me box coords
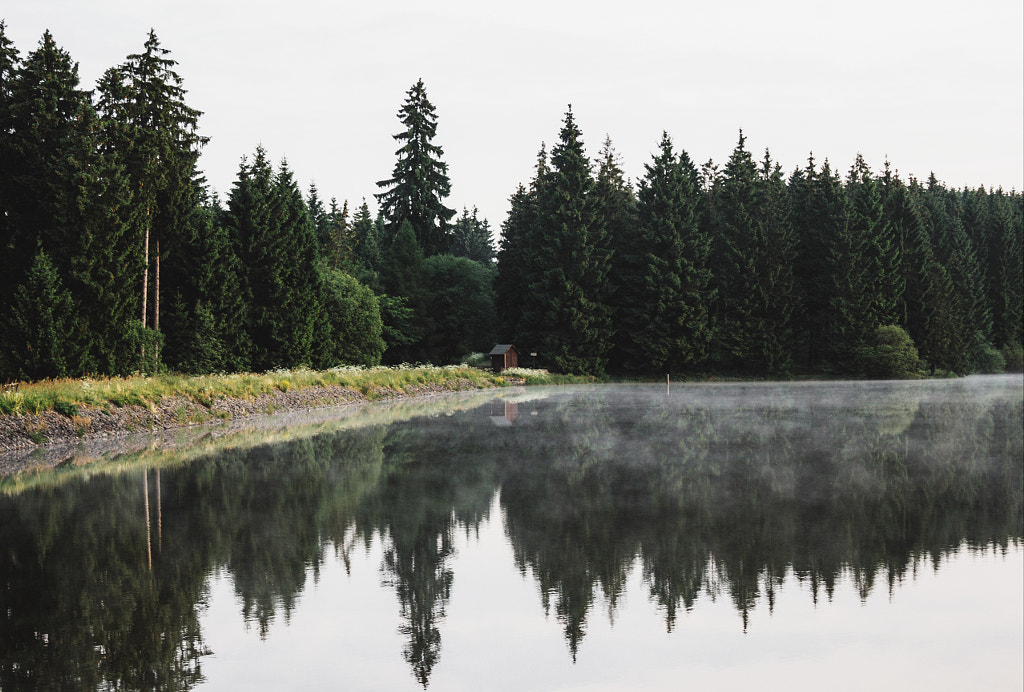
[4,0,1023,229]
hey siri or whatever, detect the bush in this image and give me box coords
[973,343,1006,374]
[855,325,922,379]
[1002,343,1024,373]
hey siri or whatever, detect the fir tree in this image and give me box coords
[375,79,455,256]
[380,219,432,363]
[593,136,639,372]
[226,150,320,370]
[627,132,711,373]
[0,30,139,378]
[495,145,550,348]
[989,190,1024,347]
[96,30,207,372]
[162,196,251,373]
[709,131,762,367]
[449,207,496,264]
[326,198,355,272]
[532,108,614,375]
[0,250,84,380]
[351,199,382,280]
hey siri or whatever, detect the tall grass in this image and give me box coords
[0,364,582,416]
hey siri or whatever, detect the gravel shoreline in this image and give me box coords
[0,379,492,455]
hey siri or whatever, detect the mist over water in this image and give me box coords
[1,376,1021,690]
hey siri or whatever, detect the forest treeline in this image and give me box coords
[1,25,1021,382]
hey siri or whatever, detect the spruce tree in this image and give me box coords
[0,250,84,380]
[752,150,798,374]
[351,199,382,280]
[889,178,969,373]
[0,30,139,378]
[989,191,1024,348]
[594,137,640,372]
[532,108,613,375]
[96,30,207,372]
[326,198,355,272]
[494,184,537,345]
[375,79,455,256]
[380,219,432,363]
[791,157,848,368]
[162,196,251,373]
[449,207,496,264]
[627,132,711,373]
[709,131,762,368]
[226,150,320,370]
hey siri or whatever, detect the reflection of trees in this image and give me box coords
[0,470,210,690]
[0,424,387,690]
[0,380,1019,686]
[355,419,499,687]
[499,382,1023,649]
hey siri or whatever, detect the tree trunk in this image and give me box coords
[154,234,160,370]
[141,208,150,372]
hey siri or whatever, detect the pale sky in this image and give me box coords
[4,0,1022,229]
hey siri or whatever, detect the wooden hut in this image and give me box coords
[489,344,518,373]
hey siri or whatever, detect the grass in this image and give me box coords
[0,364,589,417]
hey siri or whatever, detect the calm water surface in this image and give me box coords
[1,376,1022,691]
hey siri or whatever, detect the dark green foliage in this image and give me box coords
[0,30,140,379]
[854,325,921,378]
[380,220,432,363]
[529,108,614,375]
[449,206,496,264]
[1,25,1021,382]
[162,197,252,374]
[96,30,208,372]
[494,180,541,346]
[0,250,84,380]
[1001,343,1023,372]
[989,191,1023,348]
[226,150,321,370]
[848,156,901,328]
[312,269,385,368]
[422,255,497,364]
[376,79,456,256]
[971,333,1006,374]
[593,137,639,372]
[352,198,385,276]
[710,135,797,373]
[623,132,711,373]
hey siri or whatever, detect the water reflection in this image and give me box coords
[0,377,1020,690]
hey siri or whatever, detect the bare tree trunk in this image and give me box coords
[144,469,152,571]
[154,235,160,370]
[156,468,162,551]
[141,205,150,372]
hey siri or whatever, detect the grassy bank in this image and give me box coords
[0,364,594,417]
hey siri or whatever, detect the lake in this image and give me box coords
[1,376,1021,691]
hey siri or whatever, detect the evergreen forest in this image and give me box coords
[1,24,1021,382]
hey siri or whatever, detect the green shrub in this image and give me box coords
[1002,343,1023,372]
[855,325,922,379]
[970,332,1006,374]
[53,400,78,418]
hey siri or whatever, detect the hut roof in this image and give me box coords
[489,344,516,356]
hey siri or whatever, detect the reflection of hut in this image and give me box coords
[489,344,518,373]
[489,401,520,427]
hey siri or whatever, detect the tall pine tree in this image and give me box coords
[375,79,455,256]
[96,30,207,372]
